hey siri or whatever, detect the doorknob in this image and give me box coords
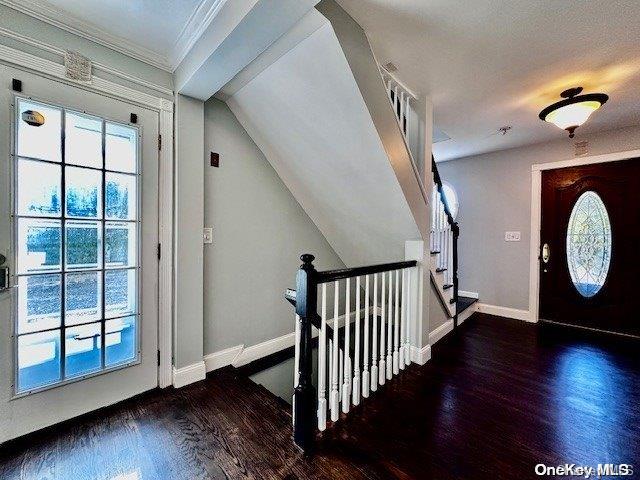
[541,243,550,273]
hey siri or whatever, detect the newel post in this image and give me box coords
[293,253,317,453]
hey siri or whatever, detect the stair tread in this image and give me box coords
[430,251,440,255]
[443,284,453,290]
[456,296,478,315]
[435,268,447,273]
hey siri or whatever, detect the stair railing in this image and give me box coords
[430,157,460,320]
[379,64,424,182]
[285,254,418,453]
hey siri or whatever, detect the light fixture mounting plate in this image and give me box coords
[560,87,583,99]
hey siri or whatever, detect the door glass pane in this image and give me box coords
[65,112,103,168]
[65,271,102,325]
[17,99,62,162]
[66,166,102,219]
[18,330,61,392]
[106,316,136,366]
[17,159,62,217]
[106,123,137,173]
[66,221,102,270]
[18,274,61,334]
[566,191,612,298]
[105,269,136,318]
[105,222,136,268]
[65,323,102,378]
[18,218,61,274]
[105,173,136,220]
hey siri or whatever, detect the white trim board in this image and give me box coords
[0,26,173,96]
[429,320,453,346]
[529,149,640,323]
[0,0,171,70]
[410,344,431,365]
[1,41,175,389]
[476,303,534,323]
[458,290,479,299]
[172,361,207,389]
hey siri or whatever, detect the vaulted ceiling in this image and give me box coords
[337,0,640,160]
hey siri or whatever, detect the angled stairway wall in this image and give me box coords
[223,8,420,266]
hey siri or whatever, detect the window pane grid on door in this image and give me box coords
[14,98,140,395]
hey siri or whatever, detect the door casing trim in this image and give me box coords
[0,42,174,389]
[529,149,640,324]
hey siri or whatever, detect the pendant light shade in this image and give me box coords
[539,87,608,138]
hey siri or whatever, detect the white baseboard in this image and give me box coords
[203,345,244,372]
[203,307,374,373]
[429,319,454,345]
[476,303,535,322]
[459,290,479,299]
[172,361,206,388]
[410,344,431,365]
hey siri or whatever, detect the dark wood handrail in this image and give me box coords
[317,260,417,283]
[432,156,456,227]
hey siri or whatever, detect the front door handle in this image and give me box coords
[541,243,550,272]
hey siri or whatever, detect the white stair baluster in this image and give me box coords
[371,273,379,392]
[393,269,400,375]
[362,275,370,398]
[318,285,327,430]
[353,276,361,405]
[399,269,406,369]
[342,278,351,413]
[379,271,386,386]
[405,269,412,366]
[330,281,340,421]
[386,271,393,380]
[293,313,300,426]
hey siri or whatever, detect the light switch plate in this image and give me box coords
[505,231,521,242]
[203,227,213,244]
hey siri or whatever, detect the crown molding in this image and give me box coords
[169,0,227,70]
[0,0,172,71]
[0,0,230,73]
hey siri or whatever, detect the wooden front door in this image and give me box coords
[540,158,640,337]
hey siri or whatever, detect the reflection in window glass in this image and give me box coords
[65,221,102,270]
[17,159,61,217]
[15,98,140,394]
[18,330,61,392]
[442,182,459,220]
[18,218,61,274]
[65,166,102,218]
[65,112,103,168]
[105,222,136,268]
[105,173,136,220]
[105,269,136,319]
[106,316,136,366]
[65,323,102,378]
[18,274,61,335]
[17,99,62,162]
[65,272,102,326]
[106,123,137,173]
[566,191,612,298]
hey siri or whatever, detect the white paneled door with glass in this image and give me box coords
[0,65,159,442]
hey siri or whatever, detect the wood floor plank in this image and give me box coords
[1,314,638,479]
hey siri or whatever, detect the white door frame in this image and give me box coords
[0,42,175,388]
[529,148,640,323]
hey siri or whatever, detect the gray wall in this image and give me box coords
[438,125,640,310]
[203,98,345,354]
[174,94,205,368]
[0,5,172,90]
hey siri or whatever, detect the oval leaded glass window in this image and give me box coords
[566,191,611,298]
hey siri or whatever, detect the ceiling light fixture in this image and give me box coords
[538,87,608,138]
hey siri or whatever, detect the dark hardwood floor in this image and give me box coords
[2,313,639,479]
